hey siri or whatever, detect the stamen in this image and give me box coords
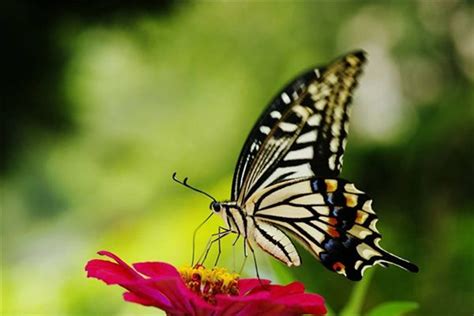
[179,264,239,304]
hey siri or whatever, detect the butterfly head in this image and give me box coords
[210,201,222,213]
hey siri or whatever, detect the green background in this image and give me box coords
[2,1,473,315]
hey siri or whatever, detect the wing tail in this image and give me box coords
[378,248,419,273]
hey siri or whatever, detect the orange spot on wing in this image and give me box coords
[325,179,338,192]
[332,262,345,272]
[327,227,340,238]
[355,210,368,224]
[328,217,338,225]
[344,193,358,207]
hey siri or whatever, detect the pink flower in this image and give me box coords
[85,251,327,316]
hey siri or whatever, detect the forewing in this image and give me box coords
[233,51,367,203]
[248,178,418,281]
[231,65,321,201]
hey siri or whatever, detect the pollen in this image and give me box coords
[179,264,239,304]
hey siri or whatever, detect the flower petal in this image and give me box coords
[133,262,180,278]
[86,252,193,313]
[86,259,139,285]
[137,278,196,313]
[238,278,271,295]
[273,292,327,315]
[216,282,327,316]
[269,282,305,298]
[86,259,174,307]
[188,294,220,316]
[123,291,156,306]
[96,250,142,279]
[122,290,182,315]
[216,291,270,315]
[86,251,327,316]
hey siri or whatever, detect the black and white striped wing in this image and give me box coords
[247,178,419,281]
[231,63,321,201]
[232,51,367,203]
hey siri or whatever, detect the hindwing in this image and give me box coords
[247,178,418,281]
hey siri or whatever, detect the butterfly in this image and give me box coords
[175,50,418,281]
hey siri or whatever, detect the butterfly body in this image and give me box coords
[207,51,418,281]
[212,201,248,237]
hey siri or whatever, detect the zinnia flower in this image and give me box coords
[85,250,327,316]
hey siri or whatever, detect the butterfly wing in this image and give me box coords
[252,219,301,267]
[247,177,419,281]
[231,62,322,201]
[232,51,367,203]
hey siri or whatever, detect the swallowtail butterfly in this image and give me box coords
[178,51,418,281]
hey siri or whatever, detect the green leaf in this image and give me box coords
[339,267,375,316]
[366,301,419,316]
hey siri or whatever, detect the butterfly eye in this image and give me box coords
[210,202,221,213]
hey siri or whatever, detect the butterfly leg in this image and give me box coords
[231,234,241,272]
[199,227,229,265]
[233,234,251,274]
[243,236,249,257]
[198,226,230,266]
[238,236,249,274]
[214,226,231,267]
[247,240,266,287]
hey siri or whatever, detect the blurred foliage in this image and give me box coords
[2,1,473,315]
[340,269,375,316]
[1,0,176,174]
[366,302,419,316]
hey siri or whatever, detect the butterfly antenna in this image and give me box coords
[172,172,216,202]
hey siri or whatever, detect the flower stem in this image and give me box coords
[339,267,375,316]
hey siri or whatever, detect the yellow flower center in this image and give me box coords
[178,264,239,304]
